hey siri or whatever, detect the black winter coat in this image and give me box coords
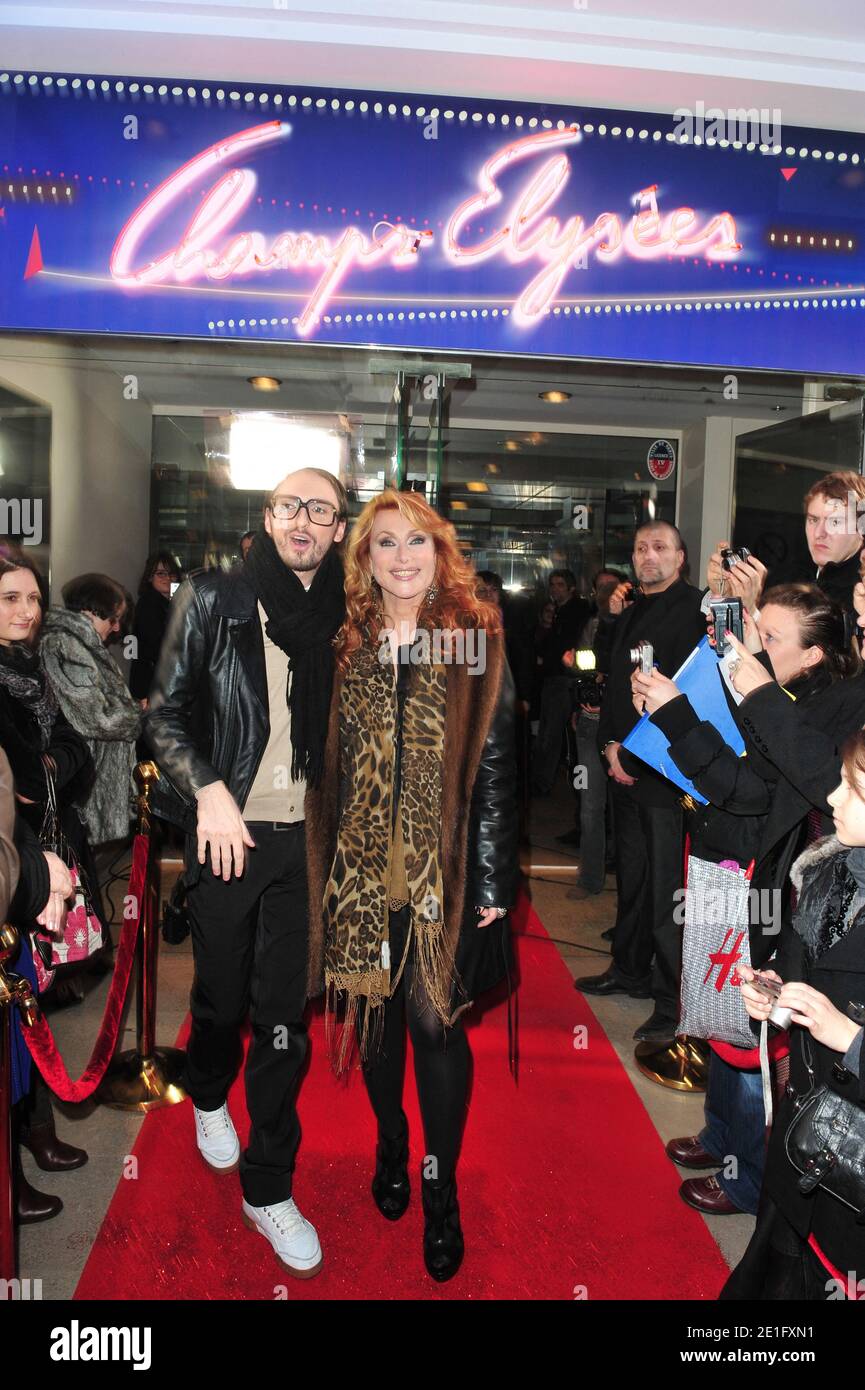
[767,548,862,620]
[737,671,865,818]
[765,837,865,1275]
[597,578,706,808]
[0,682,94,835]
[536,592,593,682]
[9,812,50,926]
[0,678,100,929]
[651,668,865,969]
[130,586,172,701]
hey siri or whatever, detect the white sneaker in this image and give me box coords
[194,1103,240,1172]
[241,1197,323,1279]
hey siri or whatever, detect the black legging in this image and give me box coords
[357,905,469,1187]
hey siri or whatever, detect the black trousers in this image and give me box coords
[183,823,309,1206]
[609,785,684,1020]
[357,905,470,1188]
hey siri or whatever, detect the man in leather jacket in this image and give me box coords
[145,467,347,1279]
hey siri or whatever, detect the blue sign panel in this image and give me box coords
[1,71,864,374]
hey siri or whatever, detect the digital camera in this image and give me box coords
[720,545,752,572]
[629,639,654,675]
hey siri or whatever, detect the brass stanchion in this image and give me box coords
[97,762,186,1112]
[0,923,39,1283]
[634,1036,710,1092]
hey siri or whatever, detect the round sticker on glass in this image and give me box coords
[647,439,676,481]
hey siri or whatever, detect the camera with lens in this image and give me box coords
[569,649,606,707]
[720,545,752,572]
[629,639,654,675]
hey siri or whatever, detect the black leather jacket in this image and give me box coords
[469,660,518,910]
[144,568,274,866]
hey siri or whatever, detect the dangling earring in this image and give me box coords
[425,584,438,608]
[370,577,384,622]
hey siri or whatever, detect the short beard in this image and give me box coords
[277,536,325,572]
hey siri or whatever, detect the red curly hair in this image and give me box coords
[335,489,502,666]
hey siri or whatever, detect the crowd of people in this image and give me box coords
[569,468,865,1298]
[2,465,865,1298]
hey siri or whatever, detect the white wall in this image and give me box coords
[0,336,152,600]
[677,414,772,585]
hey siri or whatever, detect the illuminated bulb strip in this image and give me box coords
[769,229,856,250]
[1,72,862,162]
[203,289,863,335]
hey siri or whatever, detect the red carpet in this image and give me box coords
[74,896,730,1300]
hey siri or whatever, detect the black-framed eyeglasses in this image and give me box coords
[269,495,340,526]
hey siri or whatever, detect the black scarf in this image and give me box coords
[0,640,58,750]
[243,528,345,788]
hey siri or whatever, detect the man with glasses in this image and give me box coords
[146,467,347,1279]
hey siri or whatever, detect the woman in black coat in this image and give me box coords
[0,545,103,966]
[633,585,862,1218]
[129,551,181,705]
[724,733,865,1299]
[7,809,88,1223]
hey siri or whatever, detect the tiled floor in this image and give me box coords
[15,776,754,1297]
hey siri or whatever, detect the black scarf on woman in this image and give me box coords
[0,640,58,750]
[243,528,345,788]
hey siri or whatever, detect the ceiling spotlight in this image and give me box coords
[504,439,520,452]
[539,390,572,403]
[247,376,282,392]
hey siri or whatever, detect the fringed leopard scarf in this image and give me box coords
[323,641,451,1070]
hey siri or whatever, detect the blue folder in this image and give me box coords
[621,636,745,804]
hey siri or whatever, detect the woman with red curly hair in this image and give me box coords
[306,488,518,1283]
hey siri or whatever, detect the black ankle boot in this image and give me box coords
[421,1174,464,1282]
[371,1119,410,1221]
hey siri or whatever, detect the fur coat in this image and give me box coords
[40,608,141,845]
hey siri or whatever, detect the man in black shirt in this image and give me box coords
[575,522,705,1042]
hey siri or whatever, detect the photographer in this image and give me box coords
[723,733,865,1301]
[575,522,704,1042]
[710,469,865,623]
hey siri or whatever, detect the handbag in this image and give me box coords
[34,762,103,970]
[678,854,757,1048]
[784,1031,865,1221]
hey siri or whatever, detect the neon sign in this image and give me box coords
[110,121,433,336]
[110,121,741,335]
[444,127,742,324]
[5,72,864,374]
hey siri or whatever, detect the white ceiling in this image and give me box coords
[1,0,864,132]
[18,333,812,432]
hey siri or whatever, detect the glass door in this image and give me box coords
[732,398,865,578]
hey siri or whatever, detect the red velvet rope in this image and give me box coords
[20,832,150,1103]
